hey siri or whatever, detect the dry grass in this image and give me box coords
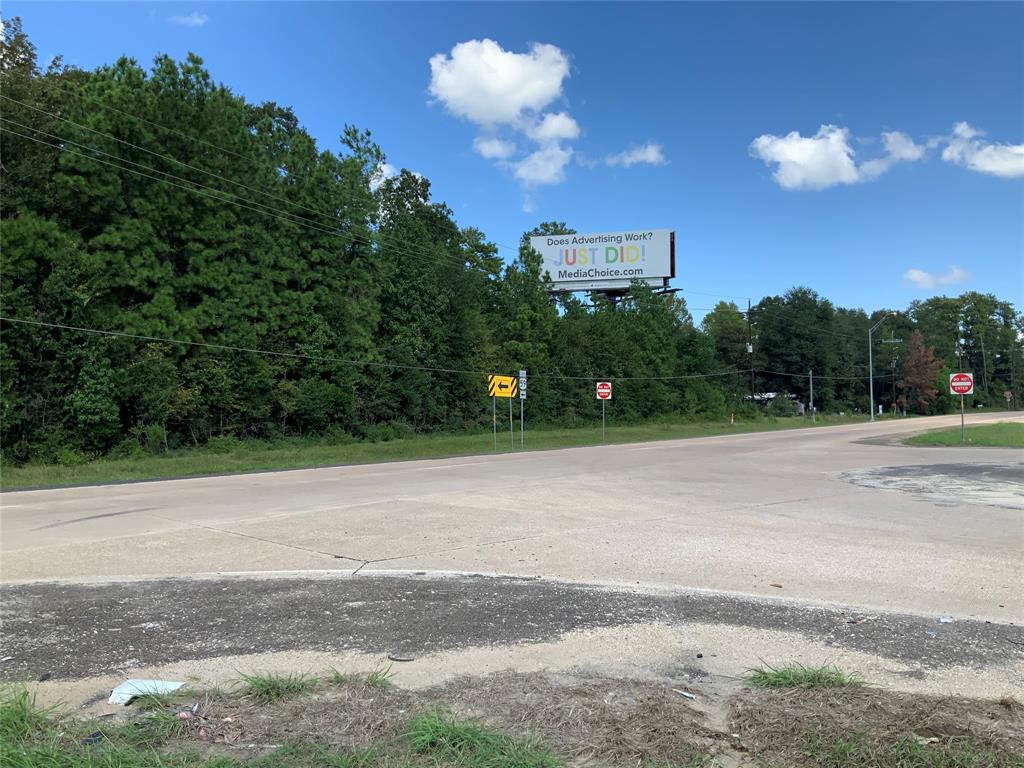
[25,671,1017,767]
[730,686,1024,764]
[427,671,719,765]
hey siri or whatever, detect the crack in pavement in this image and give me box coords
[152,515,365,565]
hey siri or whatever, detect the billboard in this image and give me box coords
[529,229,675,291]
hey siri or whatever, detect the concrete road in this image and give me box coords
[2,413,1022,621]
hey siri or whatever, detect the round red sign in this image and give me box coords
[950,373,973,395]
[596,381,613,400]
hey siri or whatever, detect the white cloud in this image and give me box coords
[859,131,926,180]
[428,39,666,192]
[606,142,667,168]
[428,39,569,126]
[369,162,398,192]
[941,122,1024,179]
[168,11,208,27]
[883,131,926,162]
[522,194,537,214]
[472,136,516,160]
[526,112,580,143]
[903,265,971,289]
[515,145,573,186]
[750,125,860,190]
[751,124,927,190]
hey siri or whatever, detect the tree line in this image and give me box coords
[1,20,1021,464]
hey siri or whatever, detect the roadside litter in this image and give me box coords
[108,679,185,705]
[81,731,105,746]
[938,617,954,624]
[387,653,415,662]
[671,688,696,700]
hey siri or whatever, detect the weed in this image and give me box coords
[134,691,185,711]
[746,664,864,689]
[0,688,55,744]
[408,711,562,768]
[328,667,350,685]
[806,732,1014,767]
[365,665,395,690]
[237,672,317,703]
[251,742,376,768]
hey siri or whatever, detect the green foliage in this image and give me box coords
[1,21,1022,464]
[746,664,864,689]
[0,688,53,745]
[408,712,562,768]
[236,672,317,703]
[365,664,396,690]
[908,422,1024,447]
[805,733,1015,767]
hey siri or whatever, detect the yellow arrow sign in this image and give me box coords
[487,374,518,398]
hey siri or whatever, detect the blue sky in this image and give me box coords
[8,2,1024,320]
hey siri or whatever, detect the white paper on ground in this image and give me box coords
[108,679,185,705]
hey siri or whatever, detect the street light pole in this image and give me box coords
[868,313,896,422]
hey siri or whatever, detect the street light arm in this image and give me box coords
[870,312,897,335]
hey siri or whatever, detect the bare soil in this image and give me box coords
[146,671,1023,766]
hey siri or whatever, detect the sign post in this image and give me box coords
[487,374,519,451]
[949,372,974,444]
[519,369,527,448]
[596,381,613,440]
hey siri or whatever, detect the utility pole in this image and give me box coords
[868,312,896,422]
[809,369,815,423]
[747,300,755,406]
[980,334,989,397]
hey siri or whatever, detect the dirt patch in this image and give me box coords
[144,671,1024,766]
[731,687,1024,764]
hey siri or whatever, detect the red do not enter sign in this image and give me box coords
[596,381,613,400]
[949,372,974,396]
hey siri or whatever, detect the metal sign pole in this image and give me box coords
[509,392,513,449]
[492,396,496,451]
[520,399,524,448]
[961,394,965,444]
[602,399,606,441]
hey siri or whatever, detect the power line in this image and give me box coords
[1,93,515,267]
[1,123,488,274]
[1,94,771,303]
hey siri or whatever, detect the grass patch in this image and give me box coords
[328,667,351,685]
[1,415,869,490]
[806,733,1015,767]
[908,421,1024,447]
[249,742,376,768]
[237,672,317,703]
[408,712,562,768]
[365,665,395,690]
[747,664,864,690]
[0,688,54,744]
